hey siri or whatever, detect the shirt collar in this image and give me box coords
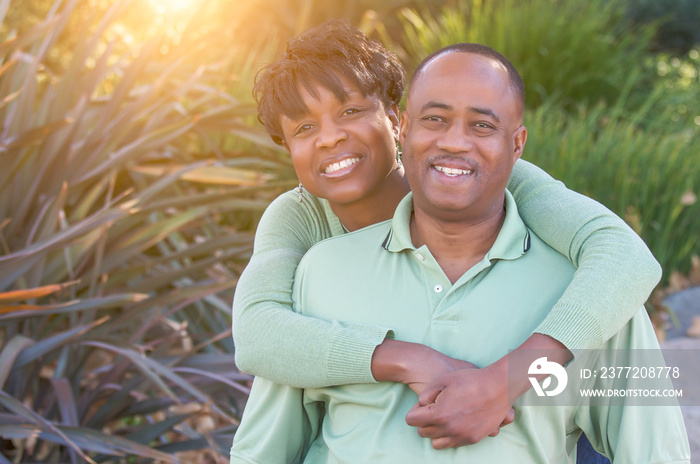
[383,190,530,261]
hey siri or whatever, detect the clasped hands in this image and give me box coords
[371,340,515,450]
[405,359,515,450]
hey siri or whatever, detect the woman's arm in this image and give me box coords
[508,158,662,349]
[232,190,391,388]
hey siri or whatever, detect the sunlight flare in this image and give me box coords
[148,0,202,15]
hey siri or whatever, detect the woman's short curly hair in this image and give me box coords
[253,20,406,146]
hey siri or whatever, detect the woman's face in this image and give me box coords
[279,78,399,209]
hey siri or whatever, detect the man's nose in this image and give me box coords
[436,123,473,153]
[316,121,348,149]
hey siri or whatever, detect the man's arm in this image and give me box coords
[575,309,690,463]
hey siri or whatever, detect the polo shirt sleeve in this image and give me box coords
[232,190,391,387]
[508,159,662,351]
[230,377,320,464]
[572,309,690,463]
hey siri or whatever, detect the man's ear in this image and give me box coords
[513,125,527,162]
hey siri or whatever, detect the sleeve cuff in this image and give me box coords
[326,325,394,385]
[535,302,605,355]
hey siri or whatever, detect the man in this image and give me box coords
[231,44,689,463]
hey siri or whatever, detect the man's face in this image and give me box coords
[399,51,527,223]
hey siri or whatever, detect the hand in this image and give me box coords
[403,349,477,397]
[371,340,476,396]
[404,362,515,449]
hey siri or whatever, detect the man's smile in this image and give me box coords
[433,165,474,177]
[428,157,477,180]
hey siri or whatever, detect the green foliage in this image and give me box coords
[395,0,656,109]
[524,94,699,281]
[648,48,700,133]
[0,0,292,461]
[391,0,699,279]
[626,0,700,54]
[0,0,698,461]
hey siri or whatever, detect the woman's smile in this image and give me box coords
[321,155,362,176]
[279,77,401,211]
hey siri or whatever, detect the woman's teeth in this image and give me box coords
[325,157,360,174]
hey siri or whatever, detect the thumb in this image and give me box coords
[417,382,445,407]
[405,383,445,426]
[405,399,434,426]
[501,407,516,426]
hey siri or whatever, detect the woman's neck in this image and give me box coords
[329,167,410,232]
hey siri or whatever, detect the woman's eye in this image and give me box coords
[343,108,361,116]
[295,124,313,135]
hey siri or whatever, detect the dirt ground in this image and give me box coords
[660,286,700,463]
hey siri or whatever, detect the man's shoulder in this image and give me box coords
[305,219,393,259]
[293,220,395,315]
[526,230,574,261]
[521,229,577,274]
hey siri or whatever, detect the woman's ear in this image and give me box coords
[387,104,400,139]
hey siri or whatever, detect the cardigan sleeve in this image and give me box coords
[508,159,662,350]
[232,190,391,388]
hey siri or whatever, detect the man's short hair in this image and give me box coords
[409,43,526,109]
[254,20,406,146]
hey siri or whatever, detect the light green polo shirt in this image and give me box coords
[230,191,688,464]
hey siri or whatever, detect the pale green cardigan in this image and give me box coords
[232,159,661,387]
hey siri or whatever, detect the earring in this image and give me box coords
[298,182,303,203]
[395,142,403,167]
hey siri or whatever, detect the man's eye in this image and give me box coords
[422,116,444,122]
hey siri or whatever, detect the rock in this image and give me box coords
[687,316,700,338]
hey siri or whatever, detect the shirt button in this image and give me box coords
[434,285,443,293]
[415,253,424,261]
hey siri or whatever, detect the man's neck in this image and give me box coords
[410,203,506,284]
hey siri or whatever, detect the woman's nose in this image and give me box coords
[315,121,348,149]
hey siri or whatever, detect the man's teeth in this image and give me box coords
[324,158,360,174]
[434,165,473,177]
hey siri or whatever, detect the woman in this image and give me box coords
[232,20,656,459]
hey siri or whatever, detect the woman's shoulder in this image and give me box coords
[262,188,331,223]
[256,188,342,246]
